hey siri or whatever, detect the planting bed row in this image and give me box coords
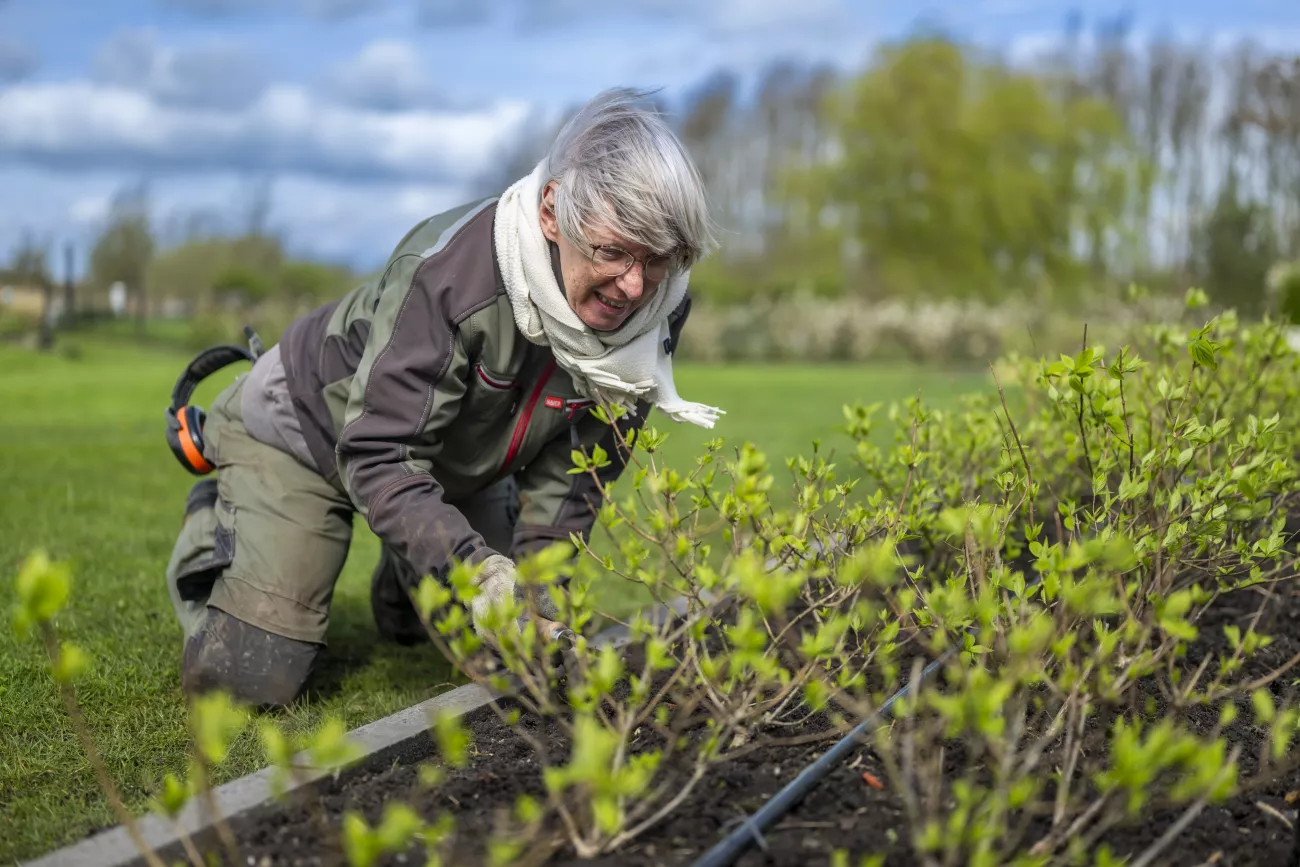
[180,580,1300,867]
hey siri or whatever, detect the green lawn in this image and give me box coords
[0,334,991,863]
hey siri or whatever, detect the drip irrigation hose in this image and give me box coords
[690,645,958,867]
[692,570,1045,867]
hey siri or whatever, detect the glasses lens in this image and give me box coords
[592,246,632,277]
[644,256,671,282]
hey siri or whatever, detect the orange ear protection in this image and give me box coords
[165,327,262,475]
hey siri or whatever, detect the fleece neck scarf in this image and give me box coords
[492,159,723,428]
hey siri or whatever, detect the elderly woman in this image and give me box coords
[164,88,721,708]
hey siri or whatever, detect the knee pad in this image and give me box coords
[181,607,319,708]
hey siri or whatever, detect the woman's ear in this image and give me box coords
[539,181,560,243]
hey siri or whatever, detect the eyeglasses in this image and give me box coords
[588,244,673,283]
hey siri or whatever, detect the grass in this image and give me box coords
[0,332,992,863]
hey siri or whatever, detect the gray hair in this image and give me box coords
[543,87,717,272]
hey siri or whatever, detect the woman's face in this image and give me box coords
[538,181,671,332]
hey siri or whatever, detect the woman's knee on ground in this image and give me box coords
[181,606,321,709]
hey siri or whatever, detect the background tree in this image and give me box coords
[9,229,54,350]
[89,182,155,336]
[780,36,1149,302]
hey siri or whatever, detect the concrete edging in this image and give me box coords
[24,598,692,867]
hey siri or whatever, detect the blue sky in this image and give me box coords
[1,0,1298,272]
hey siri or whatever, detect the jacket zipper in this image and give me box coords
[498,358,557,478]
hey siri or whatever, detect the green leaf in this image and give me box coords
[433,710,472,769]
[190,691,249,767]
[149,772,192,819]
[13,549,71,635]
[1188,337,1220,370]
[1252,689,1276,725]
[308,716,365,771]
[376,803,423,851]
[1118,474,1147,502]
[341,811,379,867]
[51,641,90,683]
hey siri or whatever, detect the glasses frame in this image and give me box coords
[587,244,674,282]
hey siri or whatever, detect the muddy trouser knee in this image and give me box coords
[163,374,354,707]
[370,476,520,644]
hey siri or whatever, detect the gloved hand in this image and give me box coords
[470,554,568,644]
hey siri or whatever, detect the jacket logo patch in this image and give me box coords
[544,395,564,410]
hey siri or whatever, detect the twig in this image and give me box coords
[991,363,1036,531]
[1077,324,1096,485]
[1029,793,1109,857]
[1256,800,1294,830]
[605,764,708,851]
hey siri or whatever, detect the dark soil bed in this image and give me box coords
[193,582,1300,867]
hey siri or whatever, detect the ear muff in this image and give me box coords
[167,405,213,475]
[165,329,262,475]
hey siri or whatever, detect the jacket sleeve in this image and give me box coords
[509,294,693,564]
[335,252,494,581]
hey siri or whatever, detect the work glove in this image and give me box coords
[470,554,568,644]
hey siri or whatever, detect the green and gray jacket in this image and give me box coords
[269,197,691,583]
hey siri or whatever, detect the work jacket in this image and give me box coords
[275,197,692,583]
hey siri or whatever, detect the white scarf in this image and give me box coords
[493,160,724,429]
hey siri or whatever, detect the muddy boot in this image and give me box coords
[370,544,429,646]
[181,607,320,709]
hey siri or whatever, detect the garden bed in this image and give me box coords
[200,578,1300,867]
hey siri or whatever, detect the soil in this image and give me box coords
[189,581,1300,867]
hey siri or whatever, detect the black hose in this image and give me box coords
[690,645,958,867]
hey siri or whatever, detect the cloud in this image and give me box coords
[326,40,441,111]
[93,29,268,111]
[0,80,532,184]
[70,195,112,225]
[301,0,387,19]
[0,39,35,82]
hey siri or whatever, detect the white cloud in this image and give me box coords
[70,195,111,225]
[326,40,441,111]
[0,80,533,184]
[1006,31,1062,64]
